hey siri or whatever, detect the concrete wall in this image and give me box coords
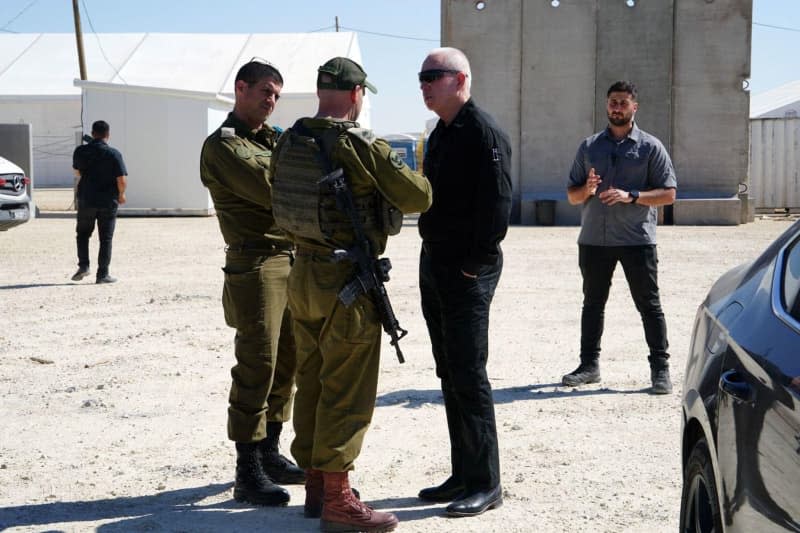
[518,1,592,225]
[0,122,34,216]
[442,0,753,225]
[442,0,522,220]
[673,0,751,199]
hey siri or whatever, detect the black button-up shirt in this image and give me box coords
[72,140,127,209]
[567,123,677,246]
[418,98,512,274]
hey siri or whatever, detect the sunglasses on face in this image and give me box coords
[418,69,460,83]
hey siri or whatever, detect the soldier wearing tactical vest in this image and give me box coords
[270,57,432,532]
[199,59,304,507]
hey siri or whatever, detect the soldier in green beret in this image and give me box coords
[270,57,432,532]
[200,59,304,507]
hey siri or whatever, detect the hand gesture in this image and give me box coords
[598,186,630,205]
[586,167,602,196]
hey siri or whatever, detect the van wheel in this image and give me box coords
[680,438,723,533]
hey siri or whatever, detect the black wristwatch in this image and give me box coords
[629,190,640,203]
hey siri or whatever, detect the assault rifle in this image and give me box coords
[319,168,408,363]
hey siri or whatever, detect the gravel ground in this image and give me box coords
[0,201,794,532]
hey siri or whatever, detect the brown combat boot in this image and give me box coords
[306,468,362,519]
[320,471,398,532]
[304,468,324,518]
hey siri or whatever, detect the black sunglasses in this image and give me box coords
[418,69,460,83]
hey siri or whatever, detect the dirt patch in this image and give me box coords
[0,214,793,532]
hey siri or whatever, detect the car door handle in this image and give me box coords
[720,369,755,403]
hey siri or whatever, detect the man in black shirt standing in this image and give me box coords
[71,120,128,284]
[416,47,512,518]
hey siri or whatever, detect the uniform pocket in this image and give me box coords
[222,267,263,329]
[347,295,379,344]
[327,293,380,345]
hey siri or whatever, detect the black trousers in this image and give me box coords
[76,206,117,278]
[419,247,501,492]
[578,244,670,368]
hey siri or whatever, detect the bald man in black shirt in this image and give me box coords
[416,47,512,518]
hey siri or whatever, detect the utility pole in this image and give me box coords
[72,0,87,80]
[335,16,339,32]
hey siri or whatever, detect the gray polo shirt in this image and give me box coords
[567,123,677,246]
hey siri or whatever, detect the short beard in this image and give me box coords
[607,114,631,127]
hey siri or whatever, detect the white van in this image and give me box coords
[0,155,31,230]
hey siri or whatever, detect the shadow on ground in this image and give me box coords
[376,382,652,408]
[0,484,454,533]
[0,483,298,532]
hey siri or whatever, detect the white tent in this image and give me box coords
[0,32,370,190]
[750,80,800,119]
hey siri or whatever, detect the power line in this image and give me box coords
[308,25,336,33]
[79,0,128,84]
[753,21,800,33]
[339,25,438,43]
[0,0,39,33]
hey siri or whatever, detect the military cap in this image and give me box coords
[317,57,377,94]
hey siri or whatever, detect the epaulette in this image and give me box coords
[346,127,377,146]
[221,127,236,139]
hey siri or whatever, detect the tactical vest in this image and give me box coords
[272,122,399,244]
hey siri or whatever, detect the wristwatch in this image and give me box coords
[629,190,640,203]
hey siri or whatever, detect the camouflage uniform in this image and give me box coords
[271,117,432,471]
[200,112,296,443]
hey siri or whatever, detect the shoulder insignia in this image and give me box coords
[347,127,377,146]
[389,150,406,169]
[221,127,236,139]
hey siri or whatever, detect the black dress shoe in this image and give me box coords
[446,485,502,517]
[418,476,465,502]
[71,268,89,281]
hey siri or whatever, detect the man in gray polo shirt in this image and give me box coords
[562,80,677,394]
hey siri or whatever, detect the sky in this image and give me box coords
[0,0,797,135]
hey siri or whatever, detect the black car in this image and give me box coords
[680,219,800,532]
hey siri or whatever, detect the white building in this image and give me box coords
[749,80,800,211]
[0,32,370,211]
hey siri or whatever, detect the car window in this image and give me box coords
[783,236,800,321]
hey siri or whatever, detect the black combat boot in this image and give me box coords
[562,361,601,387]
[233,442,290,506]
[260,422,305,484]
[650,366,673,394]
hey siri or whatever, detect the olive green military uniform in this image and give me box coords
[200,112,296,443]
[270,117,432,471]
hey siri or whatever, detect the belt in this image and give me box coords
[225,241,293,255]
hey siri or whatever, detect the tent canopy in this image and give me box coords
[0,32,362,97]
[750,80,800,118]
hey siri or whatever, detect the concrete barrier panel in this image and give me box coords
[520,1,595,223]
[595,0,673,146]
[673,0,751,198]
[442,0,522,221]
